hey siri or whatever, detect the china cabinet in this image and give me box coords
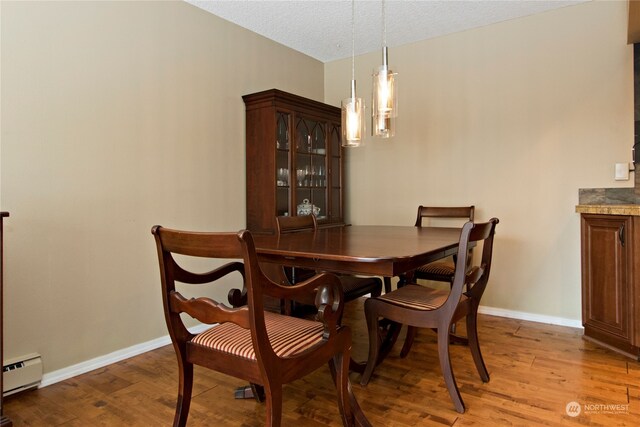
[243,89,344,234]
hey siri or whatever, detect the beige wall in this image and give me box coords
[325,0,633,321]
[1,1,323,373]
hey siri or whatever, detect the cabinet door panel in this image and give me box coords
[581,215,631,340]
[275,134,291,217]
[328,124,342,223]
[294,116,329,221]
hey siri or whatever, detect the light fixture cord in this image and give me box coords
[382,0,386,48]
[351,0,355,84]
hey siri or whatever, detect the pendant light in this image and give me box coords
[341,0,365,147]
[372,0,397,138]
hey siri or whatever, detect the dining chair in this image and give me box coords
[407,205,476,346]
[414,206,475,285]
[275,215,383,314]
[152,225,371,427]
[360,218,499,414]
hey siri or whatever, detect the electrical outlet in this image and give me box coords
[615,163,630,181]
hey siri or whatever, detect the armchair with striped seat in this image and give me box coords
[152,226,371,427]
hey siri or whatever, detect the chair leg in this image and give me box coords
[437,325,465,413]
[333,350,354,426]
[264,382,283,427]
[173,360,193,427]
[378,322,402,362]
[234,383,265,401]
[399,326,417,358]
[251,383,266,402]
[350,381,372,427]
[361,300,381,386]
[328,348,372,427]
[383,277,392,293]
[371,281,383,298]
[467,308,489,382]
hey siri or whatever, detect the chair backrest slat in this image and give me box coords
[153,226,244,259]
[276,214,318,234]
[415,206,475,227]
[170,292,251,329]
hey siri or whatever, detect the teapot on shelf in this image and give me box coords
[297,199,320,216]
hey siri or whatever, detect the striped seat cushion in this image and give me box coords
[190,311,325,360]
[415,261,455,277]
[378,284,465,311]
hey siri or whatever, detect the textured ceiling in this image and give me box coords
[186,0,588,63]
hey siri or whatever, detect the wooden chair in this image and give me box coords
[275,215,383,310]
[152,225,371,427]
[410,205,475,344]
[414,206,475,284]
[360,218,499,413]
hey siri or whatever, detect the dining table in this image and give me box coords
[252,224,464,283]
[224,224,465,402]
[252,224,467,371]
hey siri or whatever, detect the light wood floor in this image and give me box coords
[5,298,639,426]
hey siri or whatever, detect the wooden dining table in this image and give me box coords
[253,224,464,282]
[253,224,467,374]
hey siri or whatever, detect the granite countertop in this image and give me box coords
[575,204,640,215]
[577,186,640,215]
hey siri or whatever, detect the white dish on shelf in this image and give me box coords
[297,199,320,216]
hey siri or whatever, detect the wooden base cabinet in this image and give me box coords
[580,213,640,359]
[243,89,345,234]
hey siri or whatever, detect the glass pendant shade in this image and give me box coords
[341,0,364,147]
[372,47,397,138]
[342,81,365,147]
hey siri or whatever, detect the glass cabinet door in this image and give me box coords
[275,112,291,217]
[294,117,327,220]
[329,123,342,222]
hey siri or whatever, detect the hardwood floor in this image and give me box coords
[4,298,639,426]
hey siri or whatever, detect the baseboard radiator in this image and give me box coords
[3,353,42,396]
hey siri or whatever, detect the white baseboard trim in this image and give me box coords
[478,305,583,329]
[39,308,582,389]
[40,323,211,388]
